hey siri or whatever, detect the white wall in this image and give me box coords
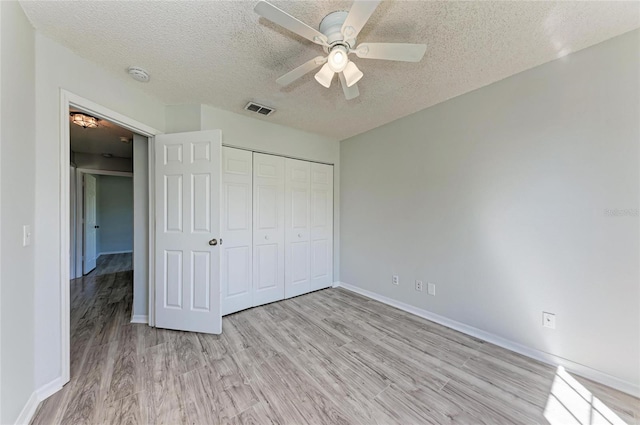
[0,2,36,423]
[33,32,165,390]
[340,30,640,393]
[97,176,133,255]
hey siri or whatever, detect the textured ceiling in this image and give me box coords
[22,1,640,140]
[70,109,134,158]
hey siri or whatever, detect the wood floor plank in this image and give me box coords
[31,253,639,425]
[106,323,141,403]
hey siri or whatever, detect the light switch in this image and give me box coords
[23,225,32,247]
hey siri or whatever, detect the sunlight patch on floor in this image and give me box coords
[544,366,627,425]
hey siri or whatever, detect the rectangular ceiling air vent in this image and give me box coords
[244,102,275,117]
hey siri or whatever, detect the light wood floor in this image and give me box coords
[32,254,639,425]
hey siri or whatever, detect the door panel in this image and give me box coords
[155,130,222,334]
[221,147,253,315]
[310,163,334,291]
[253,153,285,306]
[83,173,97,274]
[285,159,311,298]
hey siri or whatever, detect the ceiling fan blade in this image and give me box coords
[255,1,328,46]
[341,0,381,41]
[355,43,427,62]
[276,56,327,86]
[339,72,360,100]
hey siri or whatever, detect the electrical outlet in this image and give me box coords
[427,282,436,296]
[392,275,399,285]
[415,280,423,291]
[543,312,556,329]
[23,225,32,247]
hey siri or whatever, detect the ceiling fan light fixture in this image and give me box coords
[327,46,348,73]
[314,63,334,88]
[71,113,99,128]
[343,61,363,87]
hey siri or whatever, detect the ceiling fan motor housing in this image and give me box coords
[319,11,355,48]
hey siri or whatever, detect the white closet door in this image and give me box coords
[253,153,285,307]
[284,159,311,298]
[221,147,253,315]
[310,163,334,291]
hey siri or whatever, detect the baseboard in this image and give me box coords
[332,281,341,288]
[335,281,640,398]
[14,392,38,425]
[98,250,133,258]
[131,314,148,324]
[36,377,63,401]
[14,377,65,424]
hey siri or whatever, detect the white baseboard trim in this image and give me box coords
[335,281,640,398]
[14,392,38,425]
[98,250,133,258]
[15,377,65,424]
[131,314,149,324]
[331,281,340,288]
[36,377,63,401]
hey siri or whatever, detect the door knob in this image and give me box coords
[209,238,218,246]
[265,235,269,240]
[298,233,302,238]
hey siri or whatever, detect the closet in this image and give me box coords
[221,147,333,316]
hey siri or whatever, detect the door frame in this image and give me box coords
[59,90,161,384]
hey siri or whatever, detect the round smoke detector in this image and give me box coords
[127,66,150,82]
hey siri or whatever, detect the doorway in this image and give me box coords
[59,90,160,385]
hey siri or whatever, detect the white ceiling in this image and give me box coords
[22,1,640,140]
[70,109,134,158]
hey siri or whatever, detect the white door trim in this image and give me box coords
[59,89,161,384]
[76,168,134,178]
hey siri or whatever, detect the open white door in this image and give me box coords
[154,130,222,334]
[83,173,98,274]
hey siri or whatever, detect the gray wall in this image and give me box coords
[340,30,639,390]
[132,134,149,319]
[74,152,133,173]
[97,175,133,255]
[0,1,36,423]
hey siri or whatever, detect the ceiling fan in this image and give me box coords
[254,0,427,100]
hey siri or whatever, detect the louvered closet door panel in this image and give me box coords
[310,163,334,291]
[221,147,253,315]
[253,153,285,307]
[284,159,311,298]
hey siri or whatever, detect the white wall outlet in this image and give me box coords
[543,312,556,329]
[415,280,423,291]
[427,282,436,296]
[392,275,399,285]
[23,225,32,247]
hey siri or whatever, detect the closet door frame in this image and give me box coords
[219,145,335,315]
